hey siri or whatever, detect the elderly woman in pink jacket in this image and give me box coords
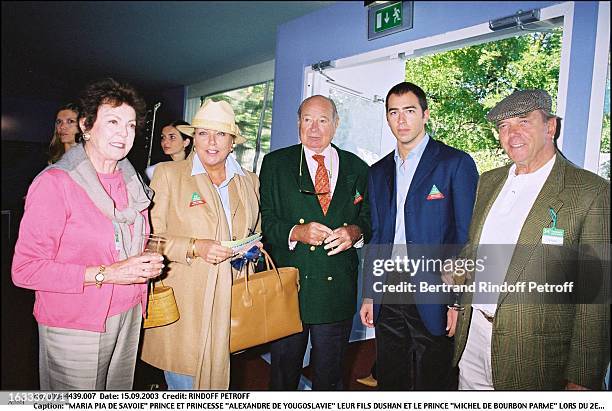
[12,78,164,390]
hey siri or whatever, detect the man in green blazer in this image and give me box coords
[453,89,610,390]
[260,95,371,390]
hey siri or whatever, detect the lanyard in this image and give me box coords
[549,208,557,228]
[299,144,333,180]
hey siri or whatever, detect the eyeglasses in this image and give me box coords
[298,145,331,196]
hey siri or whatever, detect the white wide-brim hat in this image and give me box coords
[177,99,245,144]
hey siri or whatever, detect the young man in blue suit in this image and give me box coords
[359,82,478,390]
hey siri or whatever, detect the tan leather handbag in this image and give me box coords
[143,280,180,329]
[230,249,302,353]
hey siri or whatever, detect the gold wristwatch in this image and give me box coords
[95,265,106,288]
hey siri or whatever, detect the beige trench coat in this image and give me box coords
[140,153,260,389]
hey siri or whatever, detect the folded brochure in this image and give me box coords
[221,232,262,253]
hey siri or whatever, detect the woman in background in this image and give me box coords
[12,78,164,390]
[48,102,80,164]
[145,120,193,180]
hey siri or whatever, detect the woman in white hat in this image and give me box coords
[140,99,261,390]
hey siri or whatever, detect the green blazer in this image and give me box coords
[259,144,371,324]
[453,153,610,390]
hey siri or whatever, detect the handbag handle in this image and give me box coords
[260,248,279,273]
[150,278,166,289]
[259,249,299,292]
[241,248,283,306]
[147,278,166,309]
[145,278,166,319]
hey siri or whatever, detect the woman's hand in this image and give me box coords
[194,239,234,265]
[100,252,164,285]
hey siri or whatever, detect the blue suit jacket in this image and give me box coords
[366,138,478,335]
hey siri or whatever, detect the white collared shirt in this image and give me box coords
[192,153,245,238]
[472,155,556,316]
[393,133,430,245]
[302,144,339,197]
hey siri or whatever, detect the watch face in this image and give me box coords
[95,273,105,282]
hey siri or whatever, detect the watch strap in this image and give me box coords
[95,265,106,288]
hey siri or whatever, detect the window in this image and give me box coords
[204,81,274,173]
[404,29,562,174]
[306,4,568,175]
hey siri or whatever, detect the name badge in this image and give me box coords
[542,227,564,245]
[542,208,563,245]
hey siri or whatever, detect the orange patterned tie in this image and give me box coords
[312,154,331,215]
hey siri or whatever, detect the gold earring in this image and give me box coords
[82,132,91,141]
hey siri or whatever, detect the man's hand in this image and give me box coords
[360,299,375,328]
[291,222,333,246]
[446,308,458,337]
[565,382,589,390]
[441,265,455,286]
[441,258,471,286]
[324,225,362,256]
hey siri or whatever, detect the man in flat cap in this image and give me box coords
[452,89,610,390]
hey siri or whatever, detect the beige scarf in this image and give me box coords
[46,143,152,260]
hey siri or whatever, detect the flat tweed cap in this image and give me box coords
[487,89,553,123]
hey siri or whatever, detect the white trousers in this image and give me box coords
[458,308,494,390]
[39,304,142,390]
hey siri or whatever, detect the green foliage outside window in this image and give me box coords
[206,81,274,173]
[405,30,562,173]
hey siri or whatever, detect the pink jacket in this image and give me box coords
[12,169,148,332]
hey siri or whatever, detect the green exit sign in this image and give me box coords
[368,1,412,40]
[374,2,402,33]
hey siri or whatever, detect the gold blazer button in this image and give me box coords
[310,246,316,251]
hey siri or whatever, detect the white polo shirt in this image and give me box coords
[472,155,556,316]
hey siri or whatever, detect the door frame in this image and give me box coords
[304,2,575,150]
